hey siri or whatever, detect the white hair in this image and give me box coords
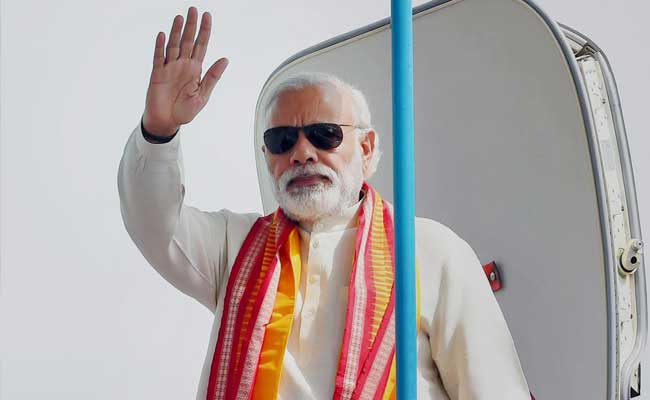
[261,72,382,178]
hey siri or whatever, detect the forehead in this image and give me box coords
[269,83,355,126]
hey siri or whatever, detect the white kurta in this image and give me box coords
[117,120,531,399]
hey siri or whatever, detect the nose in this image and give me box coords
[289,130,319,165]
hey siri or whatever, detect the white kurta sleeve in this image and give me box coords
[117,118,232,313]
[422,223,530,399]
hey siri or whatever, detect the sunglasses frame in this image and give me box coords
[263,122,365,155]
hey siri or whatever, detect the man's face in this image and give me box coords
[263,83,375,223]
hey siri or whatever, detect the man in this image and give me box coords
[117,6,531,400]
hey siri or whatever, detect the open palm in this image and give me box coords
[143,7,228,136]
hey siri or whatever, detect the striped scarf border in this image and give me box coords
[206,215,293,400]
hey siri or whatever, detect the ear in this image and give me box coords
[359,130,376,177]
[262,144,266,154]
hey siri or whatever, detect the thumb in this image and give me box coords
[199,57,229,101]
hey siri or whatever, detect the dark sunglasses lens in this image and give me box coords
[305,123,344,150]
[264,127,299,154]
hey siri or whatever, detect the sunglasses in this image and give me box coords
[263,122,363,155]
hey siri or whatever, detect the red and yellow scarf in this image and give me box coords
[206,183,420,400]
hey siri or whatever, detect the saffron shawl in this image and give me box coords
[206,183,420,400]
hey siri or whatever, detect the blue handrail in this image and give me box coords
[390,0,417,399]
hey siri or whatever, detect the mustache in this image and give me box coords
[279,164,338,191]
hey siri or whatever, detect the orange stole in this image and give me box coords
[251,228,301,397]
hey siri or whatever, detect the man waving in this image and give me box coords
[117,6,530,399]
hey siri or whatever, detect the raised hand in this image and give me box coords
[142,6,228,137]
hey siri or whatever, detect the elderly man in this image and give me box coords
[118,6,531,400]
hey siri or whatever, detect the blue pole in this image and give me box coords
[390,0,417,399]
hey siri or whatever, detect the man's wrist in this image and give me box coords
[141,118,179,144]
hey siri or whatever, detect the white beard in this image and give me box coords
[269,148,364,223]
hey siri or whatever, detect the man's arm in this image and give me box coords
[116,7,253,311]
[417,219,530,399]
[117,118,230,312]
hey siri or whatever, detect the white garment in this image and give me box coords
[117,120,531,399]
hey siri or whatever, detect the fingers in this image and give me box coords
[179,7,198,59]
[191,12,211,63]
[165,15,183,63]
[152,32,165,69]
[199,58,229,100]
